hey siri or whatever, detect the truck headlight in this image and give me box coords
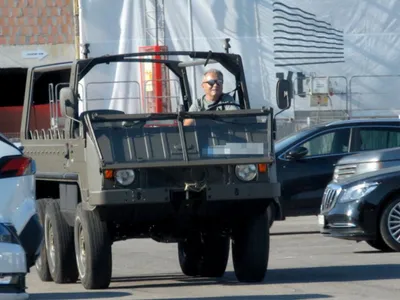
[115,169,135,186]
[339,182,379,203]
[235,164,257,182]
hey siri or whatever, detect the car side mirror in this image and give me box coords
[286,146,308,160]
[276,79,292,110]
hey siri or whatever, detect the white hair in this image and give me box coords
[203,68,223,81]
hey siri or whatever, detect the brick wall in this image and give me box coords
[0,0,74,46]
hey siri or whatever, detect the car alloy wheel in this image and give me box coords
[387,202,400,242]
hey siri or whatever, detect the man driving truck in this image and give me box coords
[184,68,239,126]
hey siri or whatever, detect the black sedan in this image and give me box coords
[274,118,400,219]
[318,165,400,252]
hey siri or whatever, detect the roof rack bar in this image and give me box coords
[178,59,218,68]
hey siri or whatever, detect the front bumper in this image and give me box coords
[0,243,28,298]
[88,182,281,206]
[318,200,375,241]
[0,243,27,274]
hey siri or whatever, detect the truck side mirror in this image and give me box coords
[276,79,292,110]
[59,87,76,118]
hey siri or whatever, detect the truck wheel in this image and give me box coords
[35,198,52,282]
[74,203,112,289]
[379,197,400,252]
[178,234,230,277]
[231,211,269,282]
[44,199,79,283]
[267,203,275,228]
[178,238,200,277]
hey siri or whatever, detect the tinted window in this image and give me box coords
[357,128,400,151]
[275,126,321,153]
[298,128,351,157]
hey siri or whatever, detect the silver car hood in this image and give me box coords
[337,147,400,165]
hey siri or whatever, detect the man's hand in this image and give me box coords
[184,119,194,126]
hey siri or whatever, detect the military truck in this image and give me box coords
[18,49,291,290]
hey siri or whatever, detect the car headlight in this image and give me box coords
[115,169,135,186]
[235,164,257,182]
[356,162,382,175]
[338,182,379,203]
[0,223,19,244]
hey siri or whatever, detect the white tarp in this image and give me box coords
[78,0,400,118]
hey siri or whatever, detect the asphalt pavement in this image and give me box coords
[26,216,400,300]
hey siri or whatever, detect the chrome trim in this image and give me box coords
[321,183,342,212]
[329,223,357,228]
[333,164,357,181]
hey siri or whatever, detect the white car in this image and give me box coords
[0,135,43,300]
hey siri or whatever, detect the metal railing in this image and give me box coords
[275,74,400,139]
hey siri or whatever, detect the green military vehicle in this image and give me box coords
[19,48,290,289]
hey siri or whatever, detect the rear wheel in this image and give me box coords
[44,199,79,283]
[380,197,400,252]
[232,211,269,282]
[35,198,52,282]
[74,203,112,289]
[178,233,230,277]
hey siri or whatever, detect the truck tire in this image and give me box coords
[178,234,230,277]
[74,203,112,289]
[267,202,275,228]
[178,238,199,277]
[231,211,269,282]
[379,197,400,252]
[44,199,79,283]
[198,235,230,277]
[35,198,52,282]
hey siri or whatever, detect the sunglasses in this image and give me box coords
[203,79,223,86]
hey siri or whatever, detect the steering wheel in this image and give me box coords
[206,102,242,111]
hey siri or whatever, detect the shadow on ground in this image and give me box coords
[108,263,400,289]
[153,295,331,300]
[29,291,131,299]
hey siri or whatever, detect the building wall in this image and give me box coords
[0,0,76,67]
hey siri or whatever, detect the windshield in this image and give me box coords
[76,57,238,115]
[89,113,271,164]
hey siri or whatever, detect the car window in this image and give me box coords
[298,128,350,157]
[275,125,321,153]
[357,128,400,151]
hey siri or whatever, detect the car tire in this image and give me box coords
[74,203,112,290]
[178,234,230,278]
[380,197,400,252]
[44,199,79,283]
[366,237,394,252]
[35,198,52,282]
[231,211,269,282]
